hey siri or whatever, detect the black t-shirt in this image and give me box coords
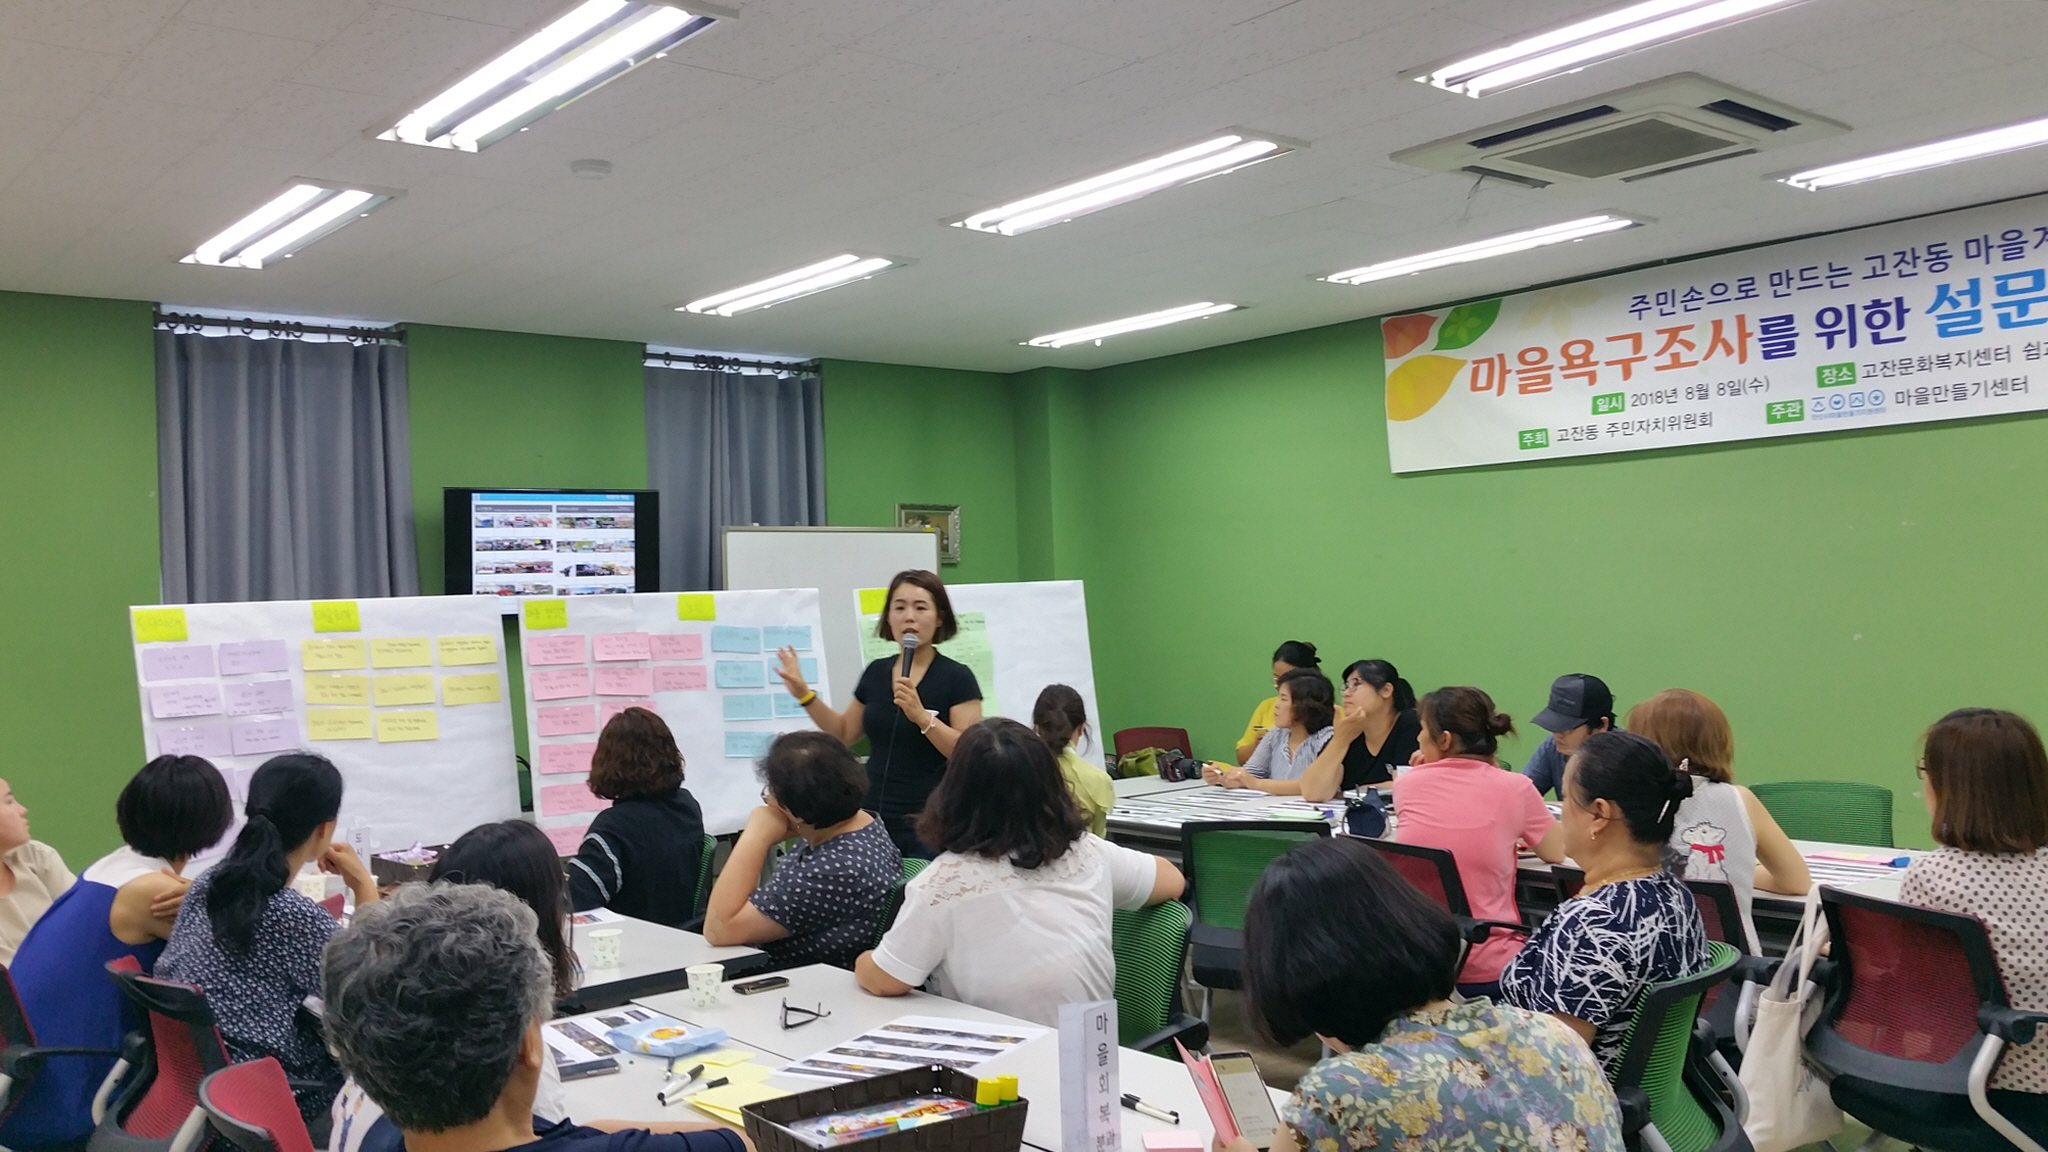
[565,787,705,928]
[1341,709,1422,789]
[854,651,981,838]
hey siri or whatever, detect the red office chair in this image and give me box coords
[1805,888,2047,1152]
[196,1060,314,1152]
[1112,727,1194,760]
[1359,838,1525,953]
[0,962,127,1128]
[90,964,232,1152]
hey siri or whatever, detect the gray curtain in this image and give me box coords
[645,365,825,590]
[157,331,419,603]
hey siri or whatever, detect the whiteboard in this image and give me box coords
[128,597,521,862]
[853,580,1106,770]
[723,527,937,715]
[515,589,833,840]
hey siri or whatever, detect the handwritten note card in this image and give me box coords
[149,684,223,719]
[593,632,653,662]
[543,824,590,855]
[600,699,655,723]
[654,665,709,692]
[762,626,812,652]
[306,708,373,741]
[710,626,762,654]
[436,635,498,666]
[311,601,362,633]
[722,694,773,721]
[223,679,293,716]
[302,639,367,671]
[441,673,503,706]
[537,704,598,737]
[230,718,297,757]
[133,607,189,643]
[219,639,289,675]
[650,633,704,661]
[773,695,809,718]
[595,666,654,697]
[537,742,597,775]
[539,782,610,817]
[142,645,215,682]
[525,634,588,666]
[714,661,766,689]
[531,667,593,701]
[304,675,370,706]
[724,731,774,758]
[370,637,433,668]
[524,599,569,630]
[372,674,436,707]
[375,711,440,743]
[157,724,231,757]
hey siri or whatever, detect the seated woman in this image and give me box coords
[1236,640,1321,764]
[1033,684,1114,836]
[333,819,586,1152]
[1222,836,1622,1152]
[3,756,234,1150]
[856,719,1184,1026]
[158,752,380,1130]
[1298,659,1421,803]
[702,732,901,969]
[1900,708,2048,1111]
[1207,669,1336,796]
[566,707,705,927]
[324,884,748,1152]
[1392,686,1563,997]
[1627,688,1810,952]
[1500,731,1710,1072]
[0,776,76,963]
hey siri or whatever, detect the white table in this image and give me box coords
[1112,776,1209,800]
[563,915,766,1012]
[557,1032,798,1127]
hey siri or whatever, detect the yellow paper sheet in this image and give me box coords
[307,708,372,741]
[375,710,439,743]
[305,674,370,705]
[437,635,498,666]
[677,593,716,621]
[133,608,189,643]
[373,674,436,706]
[524,599,568,630]
[311,600,362,633]
[691,1048,761,1068]
[441,673,503,706]
[370,637,432,668]
[687,1081,786,1124]
[857,587,887,614]
[302,639,368,671]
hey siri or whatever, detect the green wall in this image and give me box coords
[0,292,161,861]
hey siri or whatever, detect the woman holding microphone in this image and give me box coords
[776,570,983,858]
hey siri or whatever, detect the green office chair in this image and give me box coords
[1750,781,1894,847]
[1112,901,1209,1057]
[869,857,930,952]
[1179,820,1331,1019]
[1611,941,1748,1152]
[690,834,718,918]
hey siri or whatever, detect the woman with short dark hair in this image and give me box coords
[1223,837,1623,1152]
[1207,668,1337,796]
[566,706,706,926]
[855,719,1183,1025]
[775,569,984,858]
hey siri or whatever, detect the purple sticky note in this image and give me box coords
[650,633,705,661]
[531,667,592,701]
[223,679,293,716]
[149,683,223,719]
[593,632,654,662]
[230,718,298,757]
[157,724,231,758]
[536,704,597,737]
[654,665,708,692]
[142,645,216,682]
[595,665,653,697]
[218,640,290,676]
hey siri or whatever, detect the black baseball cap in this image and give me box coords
[1531,674,1615,733]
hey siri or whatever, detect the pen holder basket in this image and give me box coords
[370,844,446,887]
[741,1065,1028,1152]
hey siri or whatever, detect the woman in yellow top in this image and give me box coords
[1237,640,1322,764]
[1034,684,1113,836]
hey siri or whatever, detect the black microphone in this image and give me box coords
[899,632,919,679]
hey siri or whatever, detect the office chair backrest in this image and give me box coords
[1359,837,1472,916]
[1750,781,1894,847]
[100,968,231,1143]
[1112,728,1194,760]
[196,1059,313,1152]
[1179,821,1330,932]
[1613,941,1742,1152]
[1112,901,1191,1049]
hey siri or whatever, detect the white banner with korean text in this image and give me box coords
[1381,195,2048,473]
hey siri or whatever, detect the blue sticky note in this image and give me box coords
[763,625,812,652]
[773,695,808,718]
[714,660,766,689]
[722,693,773,721]
[725,730,774,759]
[799,658,819,683]
[710,626,762,654]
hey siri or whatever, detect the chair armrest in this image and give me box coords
[1730,955,1778,985]
[1615,1085,1650,1136]
[1694,1016,1721,1053]
[1456,918,1529,946]
[0,1044,121,1074]
[1981,1005,2048,1045]
[1131,1015,1210,1057]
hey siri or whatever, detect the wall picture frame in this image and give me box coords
[894,504,961,565]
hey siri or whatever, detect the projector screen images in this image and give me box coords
[443,489,661,597]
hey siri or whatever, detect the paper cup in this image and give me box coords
[588,927,623,970]
[687,962,723,1007]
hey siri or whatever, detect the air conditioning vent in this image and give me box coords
[1392,74,1845,193]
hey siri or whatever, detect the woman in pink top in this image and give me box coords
[1392,686,1565,997]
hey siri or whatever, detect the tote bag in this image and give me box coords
[1740,885,1844,1152]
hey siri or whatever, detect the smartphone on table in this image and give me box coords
[730,975,790,995]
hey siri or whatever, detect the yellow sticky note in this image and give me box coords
[524,599,568,630]
[677,593,716,621]
[437,635,497,666]
[305,674,370,705]
[688,1082,785,1122]
[857,587,887,615]
[441,673,503,707]
[375,710,439,743]
[132,608,189,643]
[370,637,432,668]
[311,601,361,633]
[306,708,372,741]
[373,674,436,706]
[302,639,367,671]
[703,1061,771,1085]
[692,1048,759,1068]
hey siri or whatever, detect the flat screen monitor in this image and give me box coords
[443,488,660,597]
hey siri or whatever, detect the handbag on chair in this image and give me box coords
[1740,885,1844,1152]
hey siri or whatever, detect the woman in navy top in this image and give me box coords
[3,756,234,1149]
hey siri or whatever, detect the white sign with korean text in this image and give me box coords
[1382,194,2048,472]
[1060,999,1121,1152]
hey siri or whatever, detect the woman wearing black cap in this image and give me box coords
[1235,640,1321,764]
[1521,672,1616,799]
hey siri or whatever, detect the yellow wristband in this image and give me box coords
[796,690,818,706]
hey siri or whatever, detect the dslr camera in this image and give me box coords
[1156,749,1207,782]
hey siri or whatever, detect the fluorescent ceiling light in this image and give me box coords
[1779,113,2048,190]
[1413,0,1814,98]
[680,255,900,316]
[181,183,393,269]
[380,0,717,152]
[1023,302,1239,348]
[1321,215,1641,286]
[957,134,1296,236]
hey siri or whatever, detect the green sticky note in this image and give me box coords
[857,587,887,615]
[525,599,569,630]
[677,593,716,621]
[311,601,361,633]
[133,608,189,643]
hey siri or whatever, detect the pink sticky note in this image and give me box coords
[218,640,290,676]
[149,683,223,719]
[223,679,292,716]
[600,699,655,723]
[537,742,598,775]
[593,632,653,662]
[595,665,653,697]
[230,718,298,757]
[536,704,597,737]
[654,665,709,693]
[539,782,611,817]
[142,645,216,682]
[525,634,588,666]
[531,667,592,701]
[543,824,590,855]
[650,633,704,661]
[157,724,231,758]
